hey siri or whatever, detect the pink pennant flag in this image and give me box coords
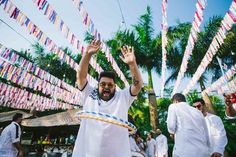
[5,1,14,13]
[197,0,204,10]
[227,11,236,23]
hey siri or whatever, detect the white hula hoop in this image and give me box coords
[77,110,137,134]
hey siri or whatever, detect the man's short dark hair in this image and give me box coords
[98,71,116,82]
[172,93,186,102]
[13,113,23,121]
[193,98,205,106]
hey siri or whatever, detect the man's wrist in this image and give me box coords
[128,61,137,67]
[84,51,93,57]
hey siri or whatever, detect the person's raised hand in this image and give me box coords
[86,39,101,55]
[120,45,136,65]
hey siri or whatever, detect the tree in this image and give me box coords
[165,16,235,113]
[107,6,161,131]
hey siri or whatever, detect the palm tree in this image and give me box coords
[166,16,236,114]
[106,6,162,131]
[32,43,76,86]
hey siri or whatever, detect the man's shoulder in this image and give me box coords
[169,102,189,109]
[206,112,222,122]
[156,134,166,140]
[7,122,16,129]
[160,134,167,138]
[2,122,17,132]
[84,87,98,100]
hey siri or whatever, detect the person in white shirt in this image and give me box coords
[166,93,210,157]
[72,40,143,157]
[146,132,156,157]
[193,98,228,157]
[155,129,168,157]
[0,113,24,157]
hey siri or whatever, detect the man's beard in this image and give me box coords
[98,88,115,101]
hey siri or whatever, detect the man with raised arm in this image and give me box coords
[72,40,143,157]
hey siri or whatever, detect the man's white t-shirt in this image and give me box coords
[155,134,168,157]
[0,122,21,157]
[72,82,136,157]
[205,112,227,156]
[167,102,210,157]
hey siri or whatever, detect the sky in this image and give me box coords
[0,0,233,96]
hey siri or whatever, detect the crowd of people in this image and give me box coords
[128,93,230,157]
[129,130,168,157]
[0,40,234,157]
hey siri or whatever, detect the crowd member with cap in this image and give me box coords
[193,98,228,157]
[155,129,168,157]
[72,39,143,157]
[166,93,210,157]
[0,113,24,157]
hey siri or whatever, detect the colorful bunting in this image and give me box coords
[172,0,207,96]
[203,64,236,94]
[160,0,168,97]
[71,0,129,86]
[0,0,98,87]
[183,0,236,95]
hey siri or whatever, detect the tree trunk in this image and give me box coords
[148,69,153,88]
[147,68,159,131]
[199,79,216,114]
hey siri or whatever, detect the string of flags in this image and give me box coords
[0,0,98,87]
[183,0,236,95]
[160,0,168,97]
[0,81,74,111]
[0,56,81,105]
[32,0,103,75]
[203,63,236,94]
[0,43,82,105]
[71,0,129,86]
[172,0,207,96]
[217,78,236,94]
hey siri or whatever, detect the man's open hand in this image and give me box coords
[120,45,136,65]
[86,39,101,55]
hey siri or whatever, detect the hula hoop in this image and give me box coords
[77,110,137,134]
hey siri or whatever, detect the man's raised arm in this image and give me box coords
[76,40,101,90]
[120,46,143,96]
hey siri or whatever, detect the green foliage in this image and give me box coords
[156,97,174,156]
[186,90,200,104]
[128,90,151,137]
[107,6,162,89]
[156,98,171,133]
[186,91,236,156]
[165,16,236,88]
